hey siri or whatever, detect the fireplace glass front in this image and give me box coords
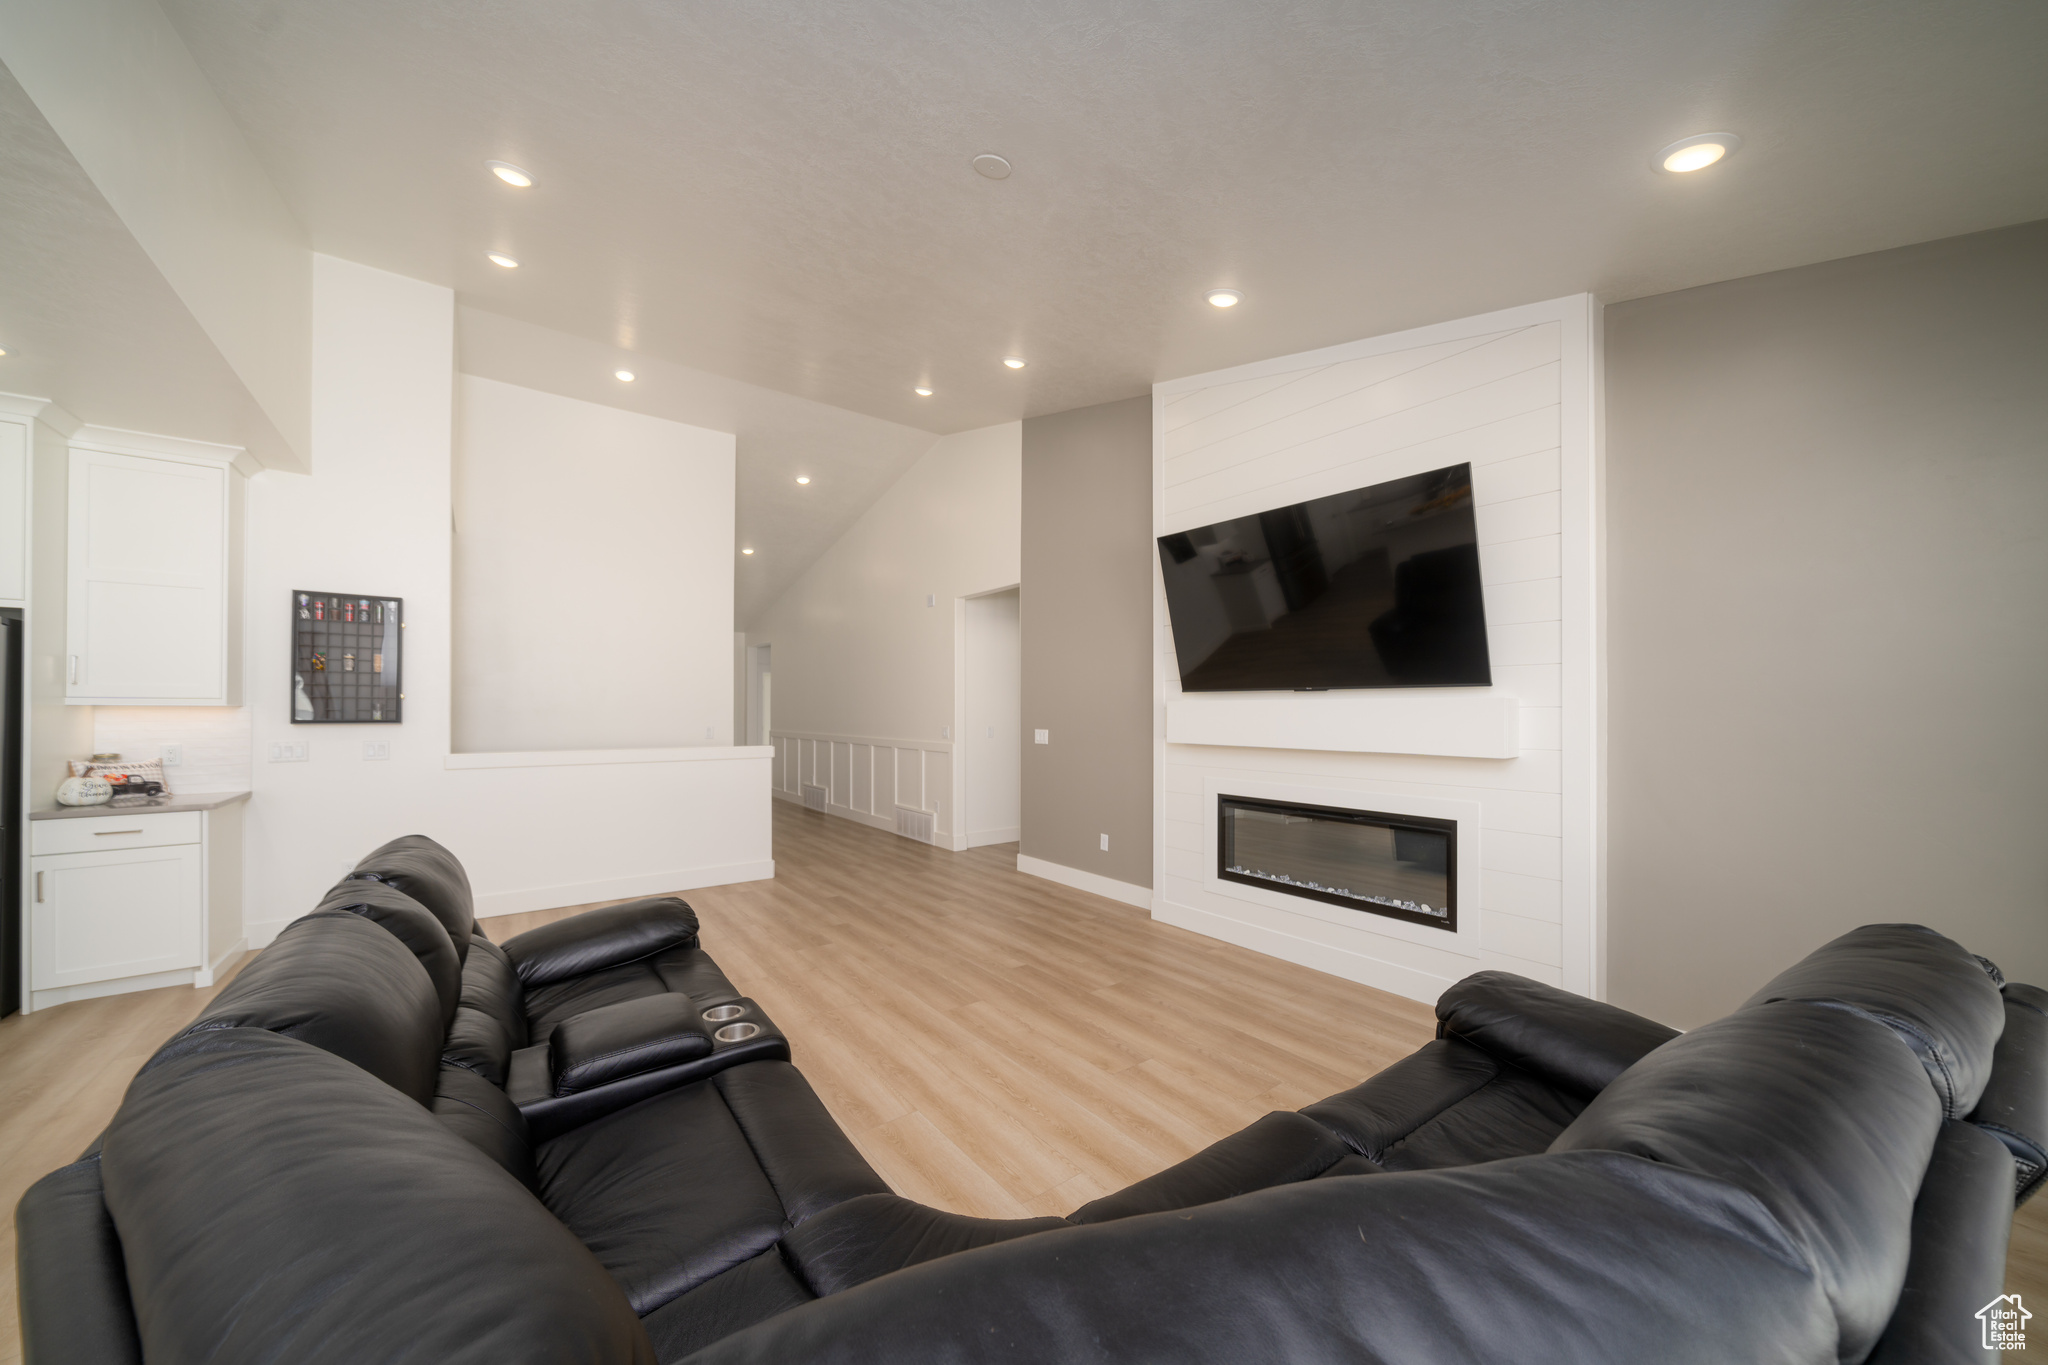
[1218,795,1456,932]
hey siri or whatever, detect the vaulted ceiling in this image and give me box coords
[156,0,2048,437]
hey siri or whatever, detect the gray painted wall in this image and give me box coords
[1020,395,1155,888]
[1605,219,2048,1027]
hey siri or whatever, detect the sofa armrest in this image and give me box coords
[1865,1119,2023,1364]
[499,897,699,988]
[1968,983,2047,1204]
[509,997,791,1142]
[548,994,712,1096]
[1436,971,1679,1100]
[15,1157,143,1365]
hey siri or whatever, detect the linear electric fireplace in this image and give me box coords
[1217,794,1457,932]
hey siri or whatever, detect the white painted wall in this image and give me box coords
[1153,296,1600,1006]
[748,422,1021,847]
[0,0,311,468]
[963,588,1021,845]
[241,255,770,945]
[452,375,735,753]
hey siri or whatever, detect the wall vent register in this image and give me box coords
[1217,794,1456,932]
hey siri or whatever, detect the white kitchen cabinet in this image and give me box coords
[65,429,243,706]
[0,412,25,606]
[27,793,247,1009]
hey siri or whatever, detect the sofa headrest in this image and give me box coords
[1551,1000,1943,1361]
[346,835,475,965]
[179,912,444,1104]
[500,896,699,988]
[1742,924,2005,1118]
[1436,972,1680,1099]
[313,879,461,1026]
[103,1028,654,1365]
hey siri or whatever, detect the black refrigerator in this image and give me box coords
[2,610,21,1018]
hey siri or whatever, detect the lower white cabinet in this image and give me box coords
[27,795,247,1009]
[32,843,203,989]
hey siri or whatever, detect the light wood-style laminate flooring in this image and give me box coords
[2,800,2042,1362]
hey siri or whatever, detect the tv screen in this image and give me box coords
[1157,463,1490,692]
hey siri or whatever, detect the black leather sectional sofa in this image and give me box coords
[16,834,2045,1363]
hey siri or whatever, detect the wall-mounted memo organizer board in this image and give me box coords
[291,591,402,723]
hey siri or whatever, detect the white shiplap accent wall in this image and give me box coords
[1152,295,1600,1004]
[769,729,958,848]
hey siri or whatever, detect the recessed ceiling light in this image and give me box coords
[972,154,1012,180]
[1206,289,1242,308]
[1002,356,1026,369]
[795,476,811,485]
[614,369,635,382]
[742,547,754,555]
[1655,133,1740,174]
[486,160,533,188]
[914,386,933,397]
[487,252,519,269]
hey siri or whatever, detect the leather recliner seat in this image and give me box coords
[16,835,2044,1365]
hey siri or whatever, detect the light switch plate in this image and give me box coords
[1034,729,1049,744]
[269,741,309,763]
[361,741,390,761]
[1100,834,1109,851]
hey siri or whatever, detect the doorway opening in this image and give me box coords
[746,644,771,748]
[962,587,1020,847]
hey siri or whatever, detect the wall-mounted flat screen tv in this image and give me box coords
[1158,463,1490,692]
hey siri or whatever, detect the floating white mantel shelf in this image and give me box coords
[1164,692,1520,760]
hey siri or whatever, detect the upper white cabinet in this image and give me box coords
[65,429,244,706]
[0,403,30,606]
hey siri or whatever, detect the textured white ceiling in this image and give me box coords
[153,0,2048,439]
[0,61,293,464]
[456,306,938,627]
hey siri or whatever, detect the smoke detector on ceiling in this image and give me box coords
[972,154,1012,180]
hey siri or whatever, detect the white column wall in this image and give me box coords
[242,255,769,943]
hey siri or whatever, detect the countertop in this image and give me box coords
[31,790,252,821]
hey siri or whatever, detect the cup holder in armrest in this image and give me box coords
[513,995,791,1142]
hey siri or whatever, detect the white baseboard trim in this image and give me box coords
[195,937,248,987]
[473,860,776,918]
[1015,854,1154,910]
[967,826,1021,848]
[1152,897,1456,1006]
[30,966,197,1011]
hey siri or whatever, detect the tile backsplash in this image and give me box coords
[90,707,252,793]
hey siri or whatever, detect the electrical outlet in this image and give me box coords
[361,741,390,761]
[1100,834,1109,851]
[269,741,309,763]
[160,744,183,767]
[941,726,950,740]
[1034,729,1049,744]
[705,726,715,742]
[926,594,935,607]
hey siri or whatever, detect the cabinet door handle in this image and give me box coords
[94,829,145,836]
[35,871,43,903]
[68,654,79,684]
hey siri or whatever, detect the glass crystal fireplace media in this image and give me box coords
[1217,795,1456,932]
